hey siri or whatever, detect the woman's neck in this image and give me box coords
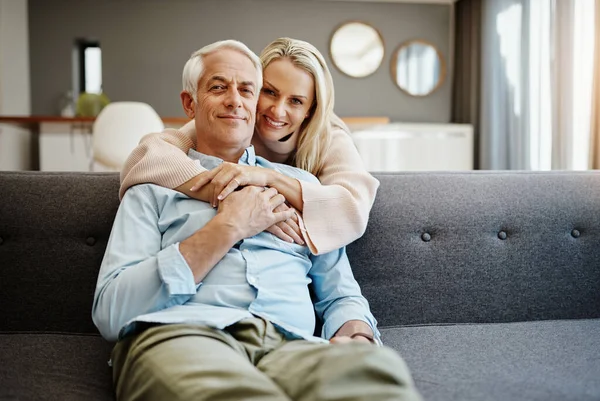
[251,135,291,164]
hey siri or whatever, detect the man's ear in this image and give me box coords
[180,91,196,119]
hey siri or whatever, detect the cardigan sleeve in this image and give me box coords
[119,120,205,200]
[119,121,379,255]
[299,128,379,255]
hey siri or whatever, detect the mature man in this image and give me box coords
[93,40,421,401]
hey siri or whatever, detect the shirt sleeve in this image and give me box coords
[92,185,198,341]
[119,120,206,200]
[300,127,380,255]
[308,248,381,342]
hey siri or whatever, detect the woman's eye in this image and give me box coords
[291,98,302,105]
[262,89,275,96]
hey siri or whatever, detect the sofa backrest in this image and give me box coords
[347,171,600,327]
[0,172,119,335]
[1,171,599,336]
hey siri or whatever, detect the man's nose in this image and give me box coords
[224,88,242,109]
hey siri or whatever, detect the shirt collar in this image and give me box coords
[187,145,257,169]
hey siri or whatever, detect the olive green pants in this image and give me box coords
[111,318,422,401]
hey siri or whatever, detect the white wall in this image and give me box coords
[0,0,31,170]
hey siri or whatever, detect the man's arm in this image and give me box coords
[92,185,200,341]
[180,186,293,282]
[308,248,380,344]
[92,185,294,341]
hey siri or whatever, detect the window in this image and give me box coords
[75,39,102,94]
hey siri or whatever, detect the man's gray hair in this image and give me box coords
[182,40,262,102]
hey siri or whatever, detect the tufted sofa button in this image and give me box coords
[421,233,431,242]
[86,237,96,246]
[498,231,507,240]
[571,229,580,238]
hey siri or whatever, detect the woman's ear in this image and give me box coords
[180,91,196,119]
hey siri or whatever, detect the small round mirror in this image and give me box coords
[391,40,445,96]
[330,21,384,78]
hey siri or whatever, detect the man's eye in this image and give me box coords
[211,85,225,91]
[241,88,254,95]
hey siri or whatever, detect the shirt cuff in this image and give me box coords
[322,312,381,343]
[156,243,199,296]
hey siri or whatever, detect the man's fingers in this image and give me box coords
[262,187,279,199]
[329,336,353,345]
[273,209,296,225]
[269,193,287,209]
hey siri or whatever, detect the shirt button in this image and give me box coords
[243,249,249,253]
[248,277,256,285]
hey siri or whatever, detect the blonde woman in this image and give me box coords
[120,38,379,255]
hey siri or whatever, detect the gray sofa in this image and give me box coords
[0,171,599,401]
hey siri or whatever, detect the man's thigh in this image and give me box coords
[257,340,422,401]
[111,324,291,401]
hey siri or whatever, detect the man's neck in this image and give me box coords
[195,143,246,163]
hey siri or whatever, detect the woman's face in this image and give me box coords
[255,58,315,159]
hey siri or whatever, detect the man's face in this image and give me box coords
[184,49,259,158]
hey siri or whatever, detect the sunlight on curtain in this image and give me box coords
[529,0,552,170]
[571,0,595,170]
[496,4,522,117]
[481,0,596,170]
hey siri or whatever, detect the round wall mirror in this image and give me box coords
[391,40,446,96]
[330,21,384,78]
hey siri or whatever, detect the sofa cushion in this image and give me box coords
[381,318,600,401]
[0,333,115,401]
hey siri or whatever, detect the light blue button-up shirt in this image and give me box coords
[92,146,379,343]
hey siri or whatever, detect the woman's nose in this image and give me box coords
[270,101,286,119]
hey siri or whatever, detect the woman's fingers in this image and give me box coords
[266,225,294,243]
[217,175,243,202]
[189,169,218,192]
[279,219,304,245]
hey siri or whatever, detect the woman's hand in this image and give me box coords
[190,162,272,207]
[265,203,305,245]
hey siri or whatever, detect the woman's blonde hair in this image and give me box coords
[260,38,347,176]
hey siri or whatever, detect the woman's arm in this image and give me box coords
[120,120,303,244]
[299,128,379,255]
[119,120,207,200]
[200,128,379,255]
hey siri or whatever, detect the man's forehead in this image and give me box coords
[200,49,257,84]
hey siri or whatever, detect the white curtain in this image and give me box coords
[480,0,595,170]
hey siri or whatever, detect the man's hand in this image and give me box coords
[330,320,375,345]
[217,186,295,241]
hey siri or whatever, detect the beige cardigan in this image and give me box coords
[120,120,379,254]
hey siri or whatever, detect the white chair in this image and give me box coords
[91,101,164,171]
